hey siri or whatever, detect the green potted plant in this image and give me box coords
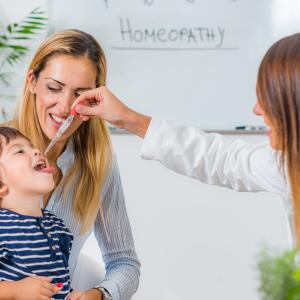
[258,248,300,300]
[0,7,47,121]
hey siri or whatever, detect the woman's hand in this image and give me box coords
[66,288,84,299]
[66,288,102,300]
[13,276,62,300]
[71,86,151,138]
[71,86,130,128]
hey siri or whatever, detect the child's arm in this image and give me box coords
[0,276,62,300]
[0,281,15,299]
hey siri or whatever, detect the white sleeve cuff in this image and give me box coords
[140,118,165,160]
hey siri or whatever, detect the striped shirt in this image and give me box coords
[44,140,140,300]
[0,208,73,299]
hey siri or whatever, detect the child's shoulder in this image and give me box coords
[0,208,18,219]
[0,209,30,233]
[42,209,73,238]
[42,209,65,223]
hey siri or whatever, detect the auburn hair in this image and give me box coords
[257,33,300,245]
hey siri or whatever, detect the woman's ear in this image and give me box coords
[27,69,37,93]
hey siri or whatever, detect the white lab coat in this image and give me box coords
[140,119,295,246]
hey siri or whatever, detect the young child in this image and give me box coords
[0,126,80,299]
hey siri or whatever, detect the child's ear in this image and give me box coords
[0,182,8,198]
[0,164,8,197]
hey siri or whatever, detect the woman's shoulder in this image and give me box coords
[101,152,121,194]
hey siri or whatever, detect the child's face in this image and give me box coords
[0,136,55,197]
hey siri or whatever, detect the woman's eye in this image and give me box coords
[75,91,84,97]
[47,86,61,93]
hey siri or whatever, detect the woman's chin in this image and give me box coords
[43,121,60,141]
[43,129,55,142]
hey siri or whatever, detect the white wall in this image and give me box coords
[82,133,289,300]
[47,0,300,130]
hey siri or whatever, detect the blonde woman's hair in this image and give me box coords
[257,33,300,245]
[12,29,112,233]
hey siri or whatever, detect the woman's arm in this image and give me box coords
[71,87,287,195]
[92,157,140,300]
[71,86,151,138]
[141,119,288,195]
[121,108,151,138]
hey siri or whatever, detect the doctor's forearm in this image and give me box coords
[122,108,151,138]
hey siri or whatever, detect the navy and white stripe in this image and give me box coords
[45,140,140,300]
[0,208,73,299]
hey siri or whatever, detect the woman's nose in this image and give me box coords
[253,101,263,116]
[59,94,73,115]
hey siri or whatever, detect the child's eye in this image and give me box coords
[14,149,24,155]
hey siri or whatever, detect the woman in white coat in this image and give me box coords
[72,33,300,245]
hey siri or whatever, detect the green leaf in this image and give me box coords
[0,72,12,86]
[15,29,35,35]
[294,269,300,282]
[27,16,48,21]
[30,7,44,14]
[23,21,46,26]
[286,284,300,300]
[0,6,47,81]
[6,45,28,51]
[6,24,12,33]
[20,25,45,30]
[10,36,31,40]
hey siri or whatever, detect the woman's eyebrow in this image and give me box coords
[45,77,65,86]
[45,77,93,90]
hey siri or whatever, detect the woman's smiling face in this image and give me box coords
[28,54,97,143]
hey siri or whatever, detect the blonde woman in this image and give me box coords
[72,33,300,247]
[5,29,140,300]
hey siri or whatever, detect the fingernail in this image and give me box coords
[76,105,83,113]
[71,108,78,116]
[56,282,63,288]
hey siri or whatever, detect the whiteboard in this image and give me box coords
[48,0,300,130]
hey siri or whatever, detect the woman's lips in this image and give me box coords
[49,113,66,129]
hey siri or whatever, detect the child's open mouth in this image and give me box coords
[33,159,55,174]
